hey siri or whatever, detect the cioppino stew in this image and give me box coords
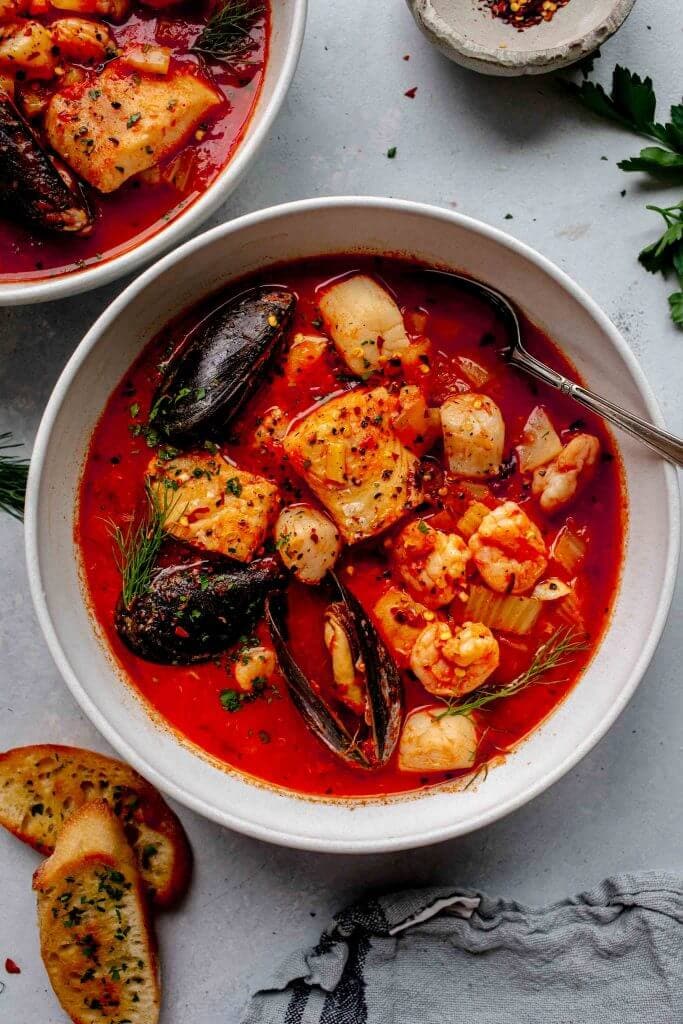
[78,258,625,798]
[0,0,268,280]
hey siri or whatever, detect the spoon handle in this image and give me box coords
[510,347,683,467]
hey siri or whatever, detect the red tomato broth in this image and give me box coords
[77,256,625,799]
[0,3,268,281]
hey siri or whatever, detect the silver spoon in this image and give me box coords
[422,270,683,466]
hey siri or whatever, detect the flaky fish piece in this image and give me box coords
[283,386,423,543]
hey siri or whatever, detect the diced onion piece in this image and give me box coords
[59,66,85,89]
[323,438,347,484]
[532,578,572,601]
[457,356,490,387]
[393,385,440,454]
[555,590,585,629]
[465,584,542,635]
[456,501,490,539]
[405,309,429,335]
[161,149,196,192]
[462,481,491,500]
[516,406,562,474]
[551,527,586,574]
[122,44,171,76]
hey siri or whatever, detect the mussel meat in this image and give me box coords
[152,286,296,441]
[116,555,284,664]
[266,575,402,769]
[0,93,92,234]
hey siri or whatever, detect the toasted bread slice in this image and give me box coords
[0,745,191,907]
[34,800,160,1024]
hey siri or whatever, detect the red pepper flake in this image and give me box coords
[186,506,210,523]
[484,0,571,29]
[404,87,417,99]
[174,625,190,638]
[5,959,21,974]
[403,54,410,61]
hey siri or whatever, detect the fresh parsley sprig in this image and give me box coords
[565,64,683,326]
[191,0,265,62]
[638,202,683,326]
[436,627,588,720]
[0,432,28,521]
[565,65,683,179]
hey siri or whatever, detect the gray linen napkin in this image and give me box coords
[241,873,682,1023]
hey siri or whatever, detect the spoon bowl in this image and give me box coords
[422,268,683,466]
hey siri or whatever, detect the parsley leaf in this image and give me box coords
[564,62,683,328]
[669,291,683,326]
[638,203,683,323]
[565,65,683,182]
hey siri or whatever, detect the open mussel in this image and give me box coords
[266,575,403,769]
[116,555,285,664]
[0,93,92,234]
[152,286,296,441]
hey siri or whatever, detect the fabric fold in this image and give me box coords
[241,873,682,1024]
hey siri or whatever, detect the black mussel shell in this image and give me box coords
[152,286,296,441]
[265,575,402,769]
[116,556,285,664]
[0,94,92,234]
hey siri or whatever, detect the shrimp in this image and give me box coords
[398,707,478,773]
[532,433,600,514]
[394,519,471,609]
[440,393,505,478]
[468,500,547,594]
[234,646,276,692]
[373,587,432,663]
[410,621,499,697]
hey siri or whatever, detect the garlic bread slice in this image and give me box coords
[0,744,191,907]
[33,800,160,1024]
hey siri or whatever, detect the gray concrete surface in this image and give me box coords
[1,0,681,1020]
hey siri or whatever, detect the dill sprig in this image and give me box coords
[0,432,29,521]
[107,483,178,608]
[191,0,265,61]
[437,627,589,719]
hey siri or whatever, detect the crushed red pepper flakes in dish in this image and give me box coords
[485,0,571,29]
[4,959,21,974]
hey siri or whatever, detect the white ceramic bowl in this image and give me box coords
[407,0,636,77]
[0,0,306,306]
[26,197,679,853]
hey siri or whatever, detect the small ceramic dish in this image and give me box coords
[26,197,679,853]
[406,0,636,76]
[0,0,306,307]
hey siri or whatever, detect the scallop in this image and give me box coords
[398,707,478,773]
[275,505,342,584]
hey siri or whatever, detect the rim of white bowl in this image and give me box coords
[409,0,636,70]
[0,0,307,307]
[25,197,680,852]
